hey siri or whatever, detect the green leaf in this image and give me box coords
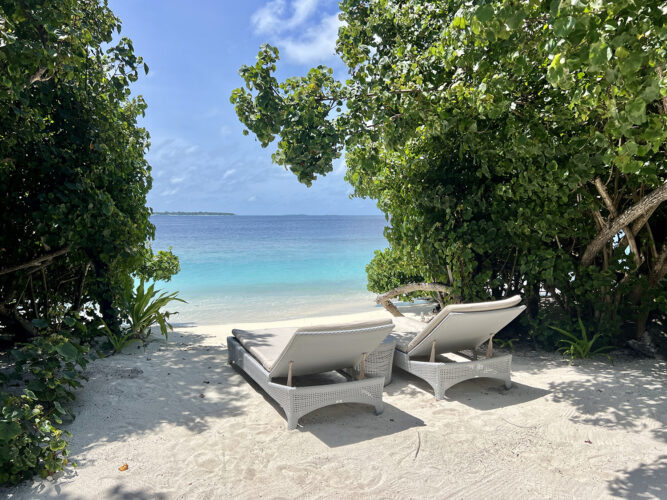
[626,98,647,125]
[451,16,467,29]
[0,421,22,441]
[475,5,494,23]
[589,42,611,68]
[553,16,575,37]
[31,318,49,329]
[53,401,67,415]
[55,342,79,361]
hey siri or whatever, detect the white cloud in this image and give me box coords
[160,188,179,196]
[170,175,186,184]
[247,195,257,202]
[185,145,199,154]
[280,14,342,64]
[219,125,231,137]
[251,0,319,35]
[223,169,236,179]
[250,1,342,64]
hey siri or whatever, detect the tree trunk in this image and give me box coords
[0,304,38,340]
[581,182,667,267]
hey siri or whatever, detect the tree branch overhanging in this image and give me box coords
[0,245,71,276]
[375,282,453,317]
[581,182,667,267]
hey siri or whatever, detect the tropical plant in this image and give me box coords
[494,338,519,352]
[231,0,666,343]
[121,279,186,344]
[550,318,614,363]
[97,321,139,354]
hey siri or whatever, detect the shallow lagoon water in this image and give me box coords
[151,215,389,325]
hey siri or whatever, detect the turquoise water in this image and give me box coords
[151,215,388,325]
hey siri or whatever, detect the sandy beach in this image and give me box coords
[2,309,665,499]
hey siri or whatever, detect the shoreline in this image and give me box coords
[3,309,665,499]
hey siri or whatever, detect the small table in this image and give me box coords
[345,336,396,386]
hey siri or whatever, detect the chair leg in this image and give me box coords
[287,414,298,430]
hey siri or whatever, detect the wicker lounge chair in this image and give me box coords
[391,296,526,400]
[227,319,394,429]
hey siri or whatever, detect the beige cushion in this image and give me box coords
[393,295,523,353]
[295,320,394,334]
[232,327,297,372]
[233,319,394,375]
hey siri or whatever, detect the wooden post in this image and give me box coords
[429,340,436,363]
[287,361,293,387]
[359,353,367,380]
[486,335,494,358]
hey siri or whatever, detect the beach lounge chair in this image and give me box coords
[227,319,394,429]
[391,296,526,400]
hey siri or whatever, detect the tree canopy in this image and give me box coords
[232,0,666,342]
[0,0,177,339]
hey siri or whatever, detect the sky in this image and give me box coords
[108,0,381,216]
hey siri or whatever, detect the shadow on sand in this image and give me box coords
[386,368,550,411]
[230,364,425,447]
[607,455,667,498]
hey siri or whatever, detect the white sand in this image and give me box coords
[3,309,666,499]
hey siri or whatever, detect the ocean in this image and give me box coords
[151,215,389,325]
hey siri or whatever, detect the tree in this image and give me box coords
[232,0,666,341]
[0,0,182,482]
[0,0,178,340]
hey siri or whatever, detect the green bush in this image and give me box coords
[1,326,88,483]
[366,248,426,296]
[11,330,90,410]
[0,391,71,484]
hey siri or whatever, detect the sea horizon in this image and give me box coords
[151,214,389,325]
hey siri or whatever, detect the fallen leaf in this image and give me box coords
[584,440,592,444]
[199,393,205,398]
[119,464,128,471]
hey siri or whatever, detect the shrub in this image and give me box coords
[119,279,186,345]
[0,326,88,483]
[0,391,70,484]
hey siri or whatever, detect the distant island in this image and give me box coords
[153,211,235,216]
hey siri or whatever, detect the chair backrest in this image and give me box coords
[268,319,394,378]
[406,296,526,357]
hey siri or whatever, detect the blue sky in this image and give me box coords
[109,0,380,215]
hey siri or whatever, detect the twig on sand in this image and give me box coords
[500,417,535,429]
[414,431,421,460]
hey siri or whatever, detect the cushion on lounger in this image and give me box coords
[232,327,298,372]
[233,319,394,376]
[392,296,523,353]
